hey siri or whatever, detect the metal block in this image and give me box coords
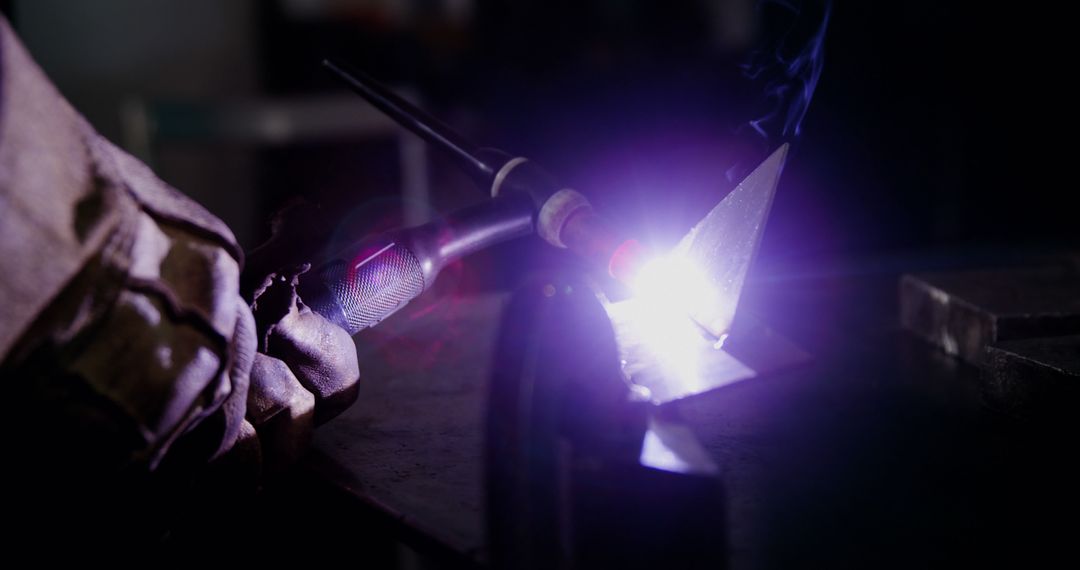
[982,335,1080,420]
[899,267,1080,364]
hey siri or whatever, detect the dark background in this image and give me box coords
[6,0,1071,267]
[3,2,1076,566]
[4,0,1073,273]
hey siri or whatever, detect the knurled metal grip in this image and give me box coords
[305,242,425,336]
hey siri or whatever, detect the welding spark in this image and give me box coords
[632,255,720,337]
[631,252,733,347]
[605,247,765,403]
[608,253,725,397]
[609,142,789,402]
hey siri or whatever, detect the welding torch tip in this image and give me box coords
[322,57,648,284]
[608,239,647,284]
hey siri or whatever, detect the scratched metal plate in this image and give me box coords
[605,144,805,403]
[606,299,810,404]
[675,144,788,338]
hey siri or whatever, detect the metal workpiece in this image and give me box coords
[673,143,788,338]
[982,335,1080,420]
[606,302,810,405]
[900,265,1080,364]
[487,274,726,569]
[592,143,801,406]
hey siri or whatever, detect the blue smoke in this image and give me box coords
[742,0,832,142]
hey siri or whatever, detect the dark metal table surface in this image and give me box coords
[305,251,1078,568]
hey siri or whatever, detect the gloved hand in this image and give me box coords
[1,11,358,490]
[0,13,360,546]
[241,204,361,474]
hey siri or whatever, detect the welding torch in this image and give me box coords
[299,59,643,336]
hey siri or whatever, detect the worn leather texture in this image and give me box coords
[0,15,359,542]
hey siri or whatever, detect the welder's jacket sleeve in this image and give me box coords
[0,14,258,523]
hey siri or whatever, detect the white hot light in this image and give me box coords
[622,253,722,394]
[631,254,717,324]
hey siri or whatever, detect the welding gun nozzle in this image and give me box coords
[322,57,641,299]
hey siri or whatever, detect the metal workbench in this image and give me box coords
[303,252,1077,568]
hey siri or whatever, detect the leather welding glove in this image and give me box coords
[1,12,258,539]
[0,14,359,542]
[242,206,362,473]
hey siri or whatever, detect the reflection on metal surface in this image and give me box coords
[639,416,720,475]
[606,298,757,403]
[631,254,721,345]
[673,143,788,338]
[606,296,810,404]
[604,144,801,403]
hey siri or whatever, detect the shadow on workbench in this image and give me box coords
[167,466,480,569]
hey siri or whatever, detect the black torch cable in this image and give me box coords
[322,58,498,185]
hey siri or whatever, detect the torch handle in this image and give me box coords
[301,236,427,336]
[300,194,536,336]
